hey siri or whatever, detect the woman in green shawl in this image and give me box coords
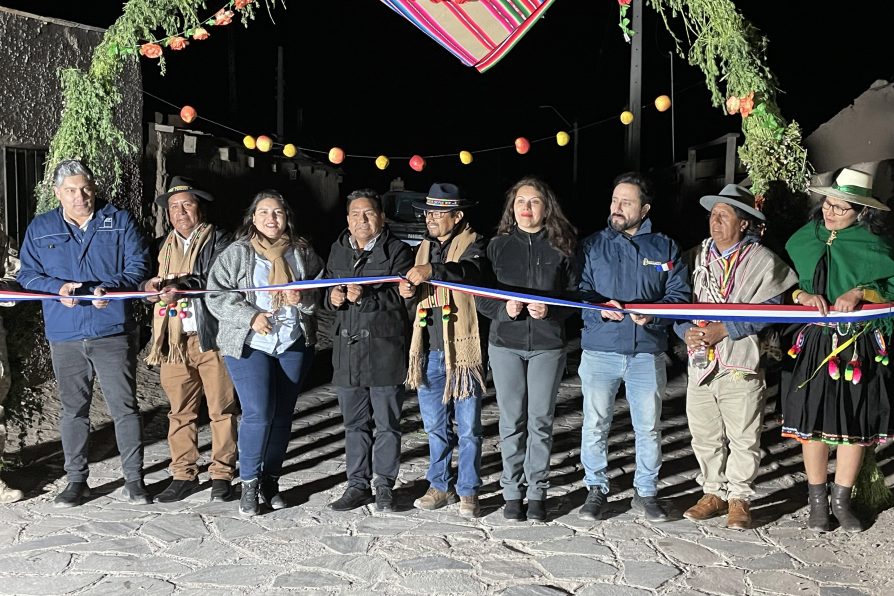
[784,167,894,533]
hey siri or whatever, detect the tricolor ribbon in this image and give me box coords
[5,276,894,326]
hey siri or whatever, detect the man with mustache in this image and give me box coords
[325,189,414,512]
[576,172,690,523]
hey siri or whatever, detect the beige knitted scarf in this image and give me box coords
[146,223,214,365]
[250,233,295,311]
[405,225,484,403]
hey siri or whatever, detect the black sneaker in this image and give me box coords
[260,477,285,510]
[240,479,260,516]
[210,479,235,503]
[503,499,526,522]
[156,478,199,503]
[631,491,669,523]
[527,499,547,522]
[375,486,394,512]
[329,486,374,511]
[579,487,608,521]
[53,482,90,508]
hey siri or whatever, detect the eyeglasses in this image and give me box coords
[423,210,454,220]
[821,199,854,216]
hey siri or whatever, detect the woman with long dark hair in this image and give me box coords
[783,167,894,533]
[206,190,323,516]
[476,176,579,522]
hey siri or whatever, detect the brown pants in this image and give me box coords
[160,335,238,480]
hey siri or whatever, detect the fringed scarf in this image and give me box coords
[406,226,484,403]
[250,233,295,311]
[146,223,214,365]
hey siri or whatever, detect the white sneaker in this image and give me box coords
[0,479,24,503]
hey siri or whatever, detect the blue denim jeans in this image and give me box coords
[224,338,313,482]
[578,350,666,497]
[416,350,483,497]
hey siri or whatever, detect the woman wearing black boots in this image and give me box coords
[476,177,579,522]
[782,167,894,533]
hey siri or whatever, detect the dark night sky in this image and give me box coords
[3,0,892,236]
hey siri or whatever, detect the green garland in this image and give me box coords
[38,0,276,212]
[646,0,811,197]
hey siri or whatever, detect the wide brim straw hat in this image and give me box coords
[810,167,889,211]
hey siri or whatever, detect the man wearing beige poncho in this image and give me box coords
[674,185,797,530]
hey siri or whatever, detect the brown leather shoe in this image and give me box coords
[458,495,480,518]
[726,499,752,530]
[683,493,728,521]
[413,487,456,511]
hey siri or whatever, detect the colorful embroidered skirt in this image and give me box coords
[782,324,892,445]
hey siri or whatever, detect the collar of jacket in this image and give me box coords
[604,215,653,239]
[511,225,548,241]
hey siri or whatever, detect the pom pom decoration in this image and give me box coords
[179,105,197,124]
[375,155,390,170]
[409,155,426,172]
[328,147,345,165]
[654,95,672,112]
[514,137,531,154]
[256,135,272,152]
[158,308,167,317]
[620,111,634,125]
[283,143,297,158]
[459,150,473,165]
[243,135,256,150]
[556,131,570,146]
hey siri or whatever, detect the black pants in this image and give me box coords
[336,385,404,490]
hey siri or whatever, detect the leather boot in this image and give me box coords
[830,483,863,533]
[807,483,830,532]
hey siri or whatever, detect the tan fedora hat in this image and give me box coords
[810,167,890,211]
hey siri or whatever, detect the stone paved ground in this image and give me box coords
[1,350,893,595]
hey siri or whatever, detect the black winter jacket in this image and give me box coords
[143,227,231,353]
[324,227,415,387]
[476,227,579,351]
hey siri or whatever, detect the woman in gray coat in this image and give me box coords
[206,190,323,516]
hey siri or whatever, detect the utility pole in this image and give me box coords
[624,0,643,170]
[276,46,285,138]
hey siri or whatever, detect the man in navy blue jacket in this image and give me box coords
[19,160,151,508]
[577,172,690,523]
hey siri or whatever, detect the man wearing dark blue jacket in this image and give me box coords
[18,160,151,508]
[577,172,690,523]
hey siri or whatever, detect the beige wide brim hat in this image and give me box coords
[810,167,890,211]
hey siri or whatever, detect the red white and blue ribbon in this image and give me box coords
[5,276,894,325]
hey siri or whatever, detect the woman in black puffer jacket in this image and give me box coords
[476,176,579,522]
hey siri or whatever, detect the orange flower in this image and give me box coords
[739,92,755,118]
[139,43,163,59]
[214,9,234,26]
[234,0,254,9]
[192,27,210,41]
[725,95,740,115]
[168,36,188,51]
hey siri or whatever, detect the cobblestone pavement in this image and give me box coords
[1,353,893,595]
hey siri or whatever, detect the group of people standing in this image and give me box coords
[1,158,892,535]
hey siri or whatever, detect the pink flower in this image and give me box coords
[192,27,210,41]
[168,36,188,51]
[139,43,163,59]
[234,0,254,9]
[739,92,755,118]
[214,9,234,26]
[618,0,633,5]
[725,95,741,115]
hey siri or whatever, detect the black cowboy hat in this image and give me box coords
[411,182,477,211]
[154,176,214,208]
